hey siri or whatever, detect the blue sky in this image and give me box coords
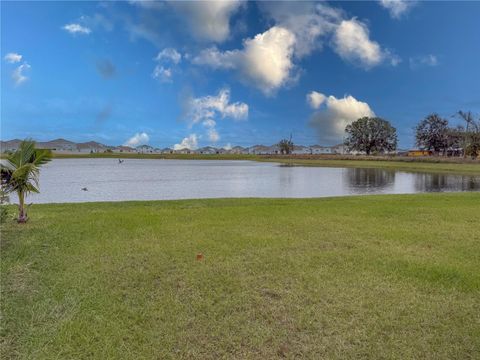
[2,1,480,149]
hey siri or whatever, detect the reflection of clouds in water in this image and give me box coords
[278,167,294,188]
[24,159,480,203]
[345,168,395,193]
[414,174,480,192]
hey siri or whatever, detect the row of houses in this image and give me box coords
[0,139,347,155]
[122,144,346,155]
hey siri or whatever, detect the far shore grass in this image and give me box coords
[1,193,479,359]
[50,152,480,175]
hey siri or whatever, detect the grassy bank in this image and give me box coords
[1,193,479,359]
[50,152,480,175]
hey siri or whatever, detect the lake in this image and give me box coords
[23,159,480,203]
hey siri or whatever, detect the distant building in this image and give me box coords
[136,145,155,154]
[407,150,433,157]
[292,145,310,155]
[76,141,107,153]
[196,146,218,154]
[112,146,136,153]
[309,145,333,155]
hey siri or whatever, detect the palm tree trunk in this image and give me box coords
[17,191,27,223]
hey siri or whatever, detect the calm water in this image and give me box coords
[23,159,480,203]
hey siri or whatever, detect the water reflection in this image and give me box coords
[21,159,480,203]
[345,168,395,193]
[414,173,480,192]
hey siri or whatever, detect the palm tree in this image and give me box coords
[0,140,52,223]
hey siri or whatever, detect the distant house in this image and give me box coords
[309,145,333,155]
[407,150,433,157]
[292,145,310,155]
[331,144,345,155]
[37,138,77,152]
[229,146,248,154]
[112,145,136,153]
[77,141,107,153]
[196,146,217,154]
[0,139,22,152]
[248,145,270,154]
[136,145,154,154]
[174,148,192,154]
[160,147,173,154]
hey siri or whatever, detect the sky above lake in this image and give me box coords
[2,1,480,149]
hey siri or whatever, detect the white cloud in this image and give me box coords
[186,88,248,125]
[307,91,327,109]
[183,88,247,144]
[192,47,237,69]
[309,93,375,144]
[152,65,173,82]
[4,53,22,63]
[169,0,243,42]
[155,48,182,64]
[223,143,232,150]
[240,26,296,95]
[193,26,296,95]
[193,4,395,94]
[63,23,92,35]
[409,54,438,69]
[259,2,342,58]
[12,63,31,86]
[173,134,198,150]
[124,132,150,147]
[379,0,416,19]
[332,19,384,68]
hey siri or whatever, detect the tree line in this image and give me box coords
[415,111,480,158]
[278,111,480,157]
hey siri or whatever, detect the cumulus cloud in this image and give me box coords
[152,65,173,82]
[332,19,384,68]
[309,92,375,144]
[193,3,395,94]
[173,134,198,150]
[182,88,248,144]
[307,91,327,109]
[152,48,182,82]
[259,2,342,58]
[169,0,243,42]
[4,53,22,63]
[379,0,416,19]
[155,48,182,64]
[124,132,150,147]
[63,23,91,35]
[186,88,248,125]
[409,54,438,69]
[12,63,31,86]
[193,26,296,95]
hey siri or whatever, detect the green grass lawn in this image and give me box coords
[1,193,479,359]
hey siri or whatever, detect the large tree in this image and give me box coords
[344,117,397,155]
[0,140,52,223]
[415,114,448,154]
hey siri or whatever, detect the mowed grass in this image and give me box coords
[1,193,479,359]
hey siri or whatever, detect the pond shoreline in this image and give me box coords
[10,159,480,204]
[47,153,480,175]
